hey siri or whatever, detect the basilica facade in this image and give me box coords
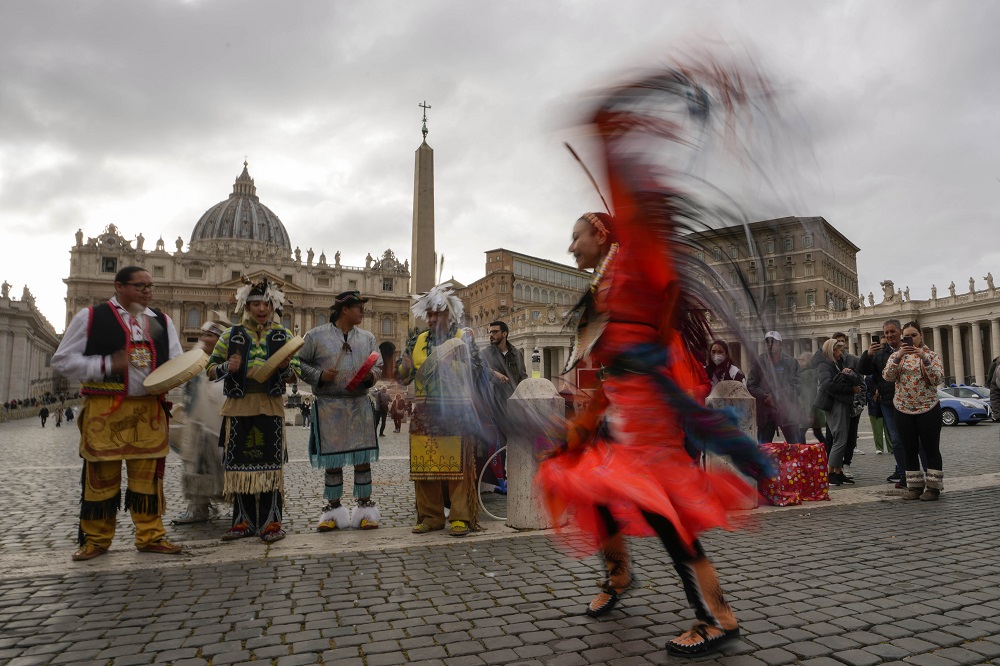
[63,163,412,377]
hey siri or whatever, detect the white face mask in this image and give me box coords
[711,354,726,365]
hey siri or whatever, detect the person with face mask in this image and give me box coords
[704,340,746,387]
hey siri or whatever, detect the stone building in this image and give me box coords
[0,283,63,403]
[63,162,412,377]
[686,216,861,368]
[457,248,589,382]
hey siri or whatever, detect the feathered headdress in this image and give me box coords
[233,275,288,317]
[411,282,464,323]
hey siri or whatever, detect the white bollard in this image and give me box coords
[705,380,759,509]
[506,378,563,530]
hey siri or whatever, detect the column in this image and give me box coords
[971,321,985,385]
[792,339,801,358]
[991,318,1000,366]
[10,335,28,400]
[0,332,11,403]
[171,303,183,339]
[932,326,943,357]
[950,324,965,386]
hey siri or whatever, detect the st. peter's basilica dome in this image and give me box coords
[189,162,292,252]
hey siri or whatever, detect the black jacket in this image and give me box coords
[858,345,898,404]
[817,358,862,406]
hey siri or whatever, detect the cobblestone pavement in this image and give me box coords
[0,416,999,664]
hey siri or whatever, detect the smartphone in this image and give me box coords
[871,334,880,345]
[901,335,913,346]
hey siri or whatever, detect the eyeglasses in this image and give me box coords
[124,282,155,292]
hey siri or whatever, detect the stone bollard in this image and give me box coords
[705,380,759,509]
[506,378,563,530]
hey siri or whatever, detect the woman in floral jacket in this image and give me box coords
[882,321,944,500]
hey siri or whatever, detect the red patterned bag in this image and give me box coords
[759,442,830,506]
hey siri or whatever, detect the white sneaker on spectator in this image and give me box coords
[843,465,854,479]
[856,449,866,455]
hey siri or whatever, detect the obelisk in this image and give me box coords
[410,101,436,294]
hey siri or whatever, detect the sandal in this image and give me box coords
[666,622,740,656]
[586,583,621,617]
[221,522,254,541]
[259,523,286,543]
[411,523,441,534]
[449,520,470,537]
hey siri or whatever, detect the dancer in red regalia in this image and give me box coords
[536,58,779,657]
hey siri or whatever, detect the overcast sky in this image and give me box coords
[2,1,998,333]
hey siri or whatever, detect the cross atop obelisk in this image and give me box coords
[419,100,431,141]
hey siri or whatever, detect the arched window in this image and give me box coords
[533,287,540,302]
[185,307,201,328]
[382,316,393,336]
[515,284,522,299]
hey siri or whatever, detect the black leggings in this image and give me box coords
[895,404,943,471]
[596,505,722,625]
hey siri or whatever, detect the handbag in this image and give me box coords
[851,393,866,417]
[814,383,835,411]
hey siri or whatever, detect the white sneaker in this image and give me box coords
[856,449,866,455]
[842,465,854,479]
[876,450,884,454]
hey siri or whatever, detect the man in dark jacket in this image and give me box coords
[858,319,906,484]
[747,331,803,444]
[479,321,528,494]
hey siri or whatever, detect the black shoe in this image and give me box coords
[887,473,903,483]
[829,471,855,486]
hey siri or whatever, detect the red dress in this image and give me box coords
[536,235,758,553]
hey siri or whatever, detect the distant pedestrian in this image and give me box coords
[300,400,311,429]
[65,407,74,422]
[55,408,63,427]
[375,387,390,436]
[38,406,49,427]
[390,393,406,433]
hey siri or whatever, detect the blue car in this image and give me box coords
[936,390,992,426]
